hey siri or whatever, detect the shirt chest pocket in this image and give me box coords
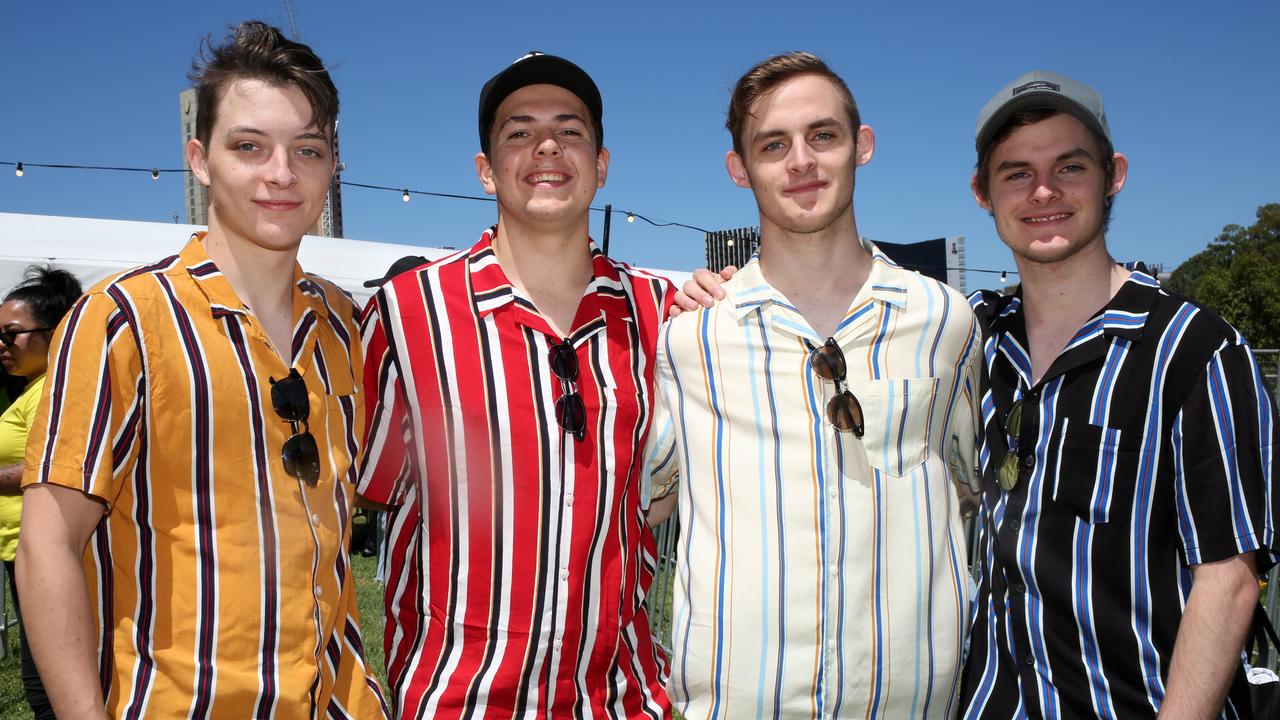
[1050,418,1140,524]
[856,377,939,478]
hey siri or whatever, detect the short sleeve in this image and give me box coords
[946,318,983,518]
[23,290,144,507]
[355,289,413,507]
[1172,342,1279,567]
[642,323,680,508]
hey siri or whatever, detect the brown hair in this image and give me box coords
[188,21,338,148]
[975,108,1117,230]
[726,52,860,157]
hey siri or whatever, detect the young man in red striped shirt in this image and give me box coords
[356,52,673,718]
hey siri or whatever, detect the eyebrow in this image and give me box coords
[994,147,1094,173]
[499,113,588,130]
[751,117,842,145]
[223,126,329,142]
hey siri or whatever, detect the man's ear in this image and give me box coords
[1108,152,1128,198]
[971,172,991,212]
[725,151,751,189]
[596,147,610,188]
[187,138,211,188]
[475,151,497,196]
[853,125,875,167]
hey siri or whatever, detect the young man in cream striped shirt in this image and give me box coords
[646,52,982,718]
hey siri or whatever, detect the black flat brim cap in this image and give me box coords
[478,52,603,153]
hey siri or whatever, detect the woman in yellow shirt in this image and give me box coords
[0,265,82,720]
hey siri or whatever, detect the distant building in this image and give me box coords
[704,226,967,293]
[179,88,208,227]
[179,88,343,237]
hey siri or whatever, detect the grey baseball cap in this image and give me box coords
[975,70,1110,153]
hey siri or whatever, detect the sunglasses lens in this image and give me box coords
[1004,399,1023,439]
[283,431,321,486]
[556,393,586,441]
[999,452,1020,491]
[827,391,865,437]
[271,370,310,423]
[809,341,846,382]
[550,342,578,382]
[0,332,12,346]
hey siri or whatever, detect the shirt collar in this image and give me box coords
[724,237,911,323]
[465,225,632,325]
[178,233,328,323]
[987,265,1158,342]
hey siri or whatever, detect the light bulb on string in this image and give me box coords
[626,213,635,223]
[402,189,410,203]
[1000,271,1007,284]
[151,169,160,180]
[15,162,23,177]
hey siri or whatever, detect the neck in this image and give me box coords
[201,221,299,315]
[1016,235,1129,330]
[756,208,871,305]
[490,214,594,298]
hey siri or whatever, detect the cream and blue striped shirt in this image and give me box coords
[646,242,982,718]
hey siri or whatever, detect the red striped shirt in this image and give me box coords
[357,228,673,719]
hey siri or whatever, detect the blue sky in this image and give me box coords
[2,0,1277,290]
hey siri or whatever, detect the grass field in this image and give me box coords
[0,555,388,719]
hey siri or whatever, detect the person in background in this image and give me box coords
[0,264,82,720]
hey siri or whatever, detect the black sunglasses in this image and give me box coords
[269,368,321,486]
[807,337,865,437]
[549,340,586,442]
[0,327,52,347]
[998,398,1024,491]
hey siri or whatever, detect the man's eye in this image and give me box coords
[813,131,835,142]
[236,142,258,152]
[560,128,582,136]
[762,141,784,152]
[1061,164,1086,174]
[298,147,322,158]
[1004,171,1029,182]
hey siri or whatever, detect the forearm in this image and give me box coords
[0,463,21,495]
[16,486,109,720]
[1158,554,1258,719]
[646,491,678,527]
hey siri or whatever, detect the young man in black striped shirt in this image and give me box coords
[957,71,1278,719]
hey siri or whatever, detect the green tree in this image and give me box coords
[1167,203,1280,347]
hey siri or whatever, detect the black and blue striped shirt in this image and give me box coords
[958,269,1278,719]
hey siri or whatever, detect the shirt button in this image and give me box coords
[565,493,574,507]
[554,640,563,650]
[1012,581,1026,594]
[1027,389,1041,402]
[314,585,323,596]
[828,487,838,499]
[1008,518,1021,533]
[311,513,320,524]
[1021,454,1035,469]
[1022,653,1035,667]
[829,567,839,578]
[560,569,569,581]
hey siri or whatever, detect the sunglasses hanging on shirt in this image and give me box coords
[269,368,321,487]
[806,337,865,437]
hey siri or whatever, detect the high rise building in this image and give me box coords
[704,227,967,293]
[178,87,343,237]
[179,88,208,227]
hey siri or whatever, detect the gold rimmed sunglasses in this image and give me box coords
[998,397,1024,491]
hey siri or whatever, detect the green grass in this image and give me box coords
[1,580,24,720]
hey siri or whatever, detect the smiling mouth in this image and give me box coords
[528,172,570,184]
[1024,212,1072,224]
[784,181,826,194]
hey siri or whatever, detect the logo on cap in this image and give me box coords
[1013,80,1061,96]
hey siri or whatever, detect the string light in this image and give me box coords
[0,158,1028,277]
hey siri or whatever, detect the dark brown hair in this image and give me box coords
[188,21,338,148]
[726,52,860,158]
[975,108,1117,230]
